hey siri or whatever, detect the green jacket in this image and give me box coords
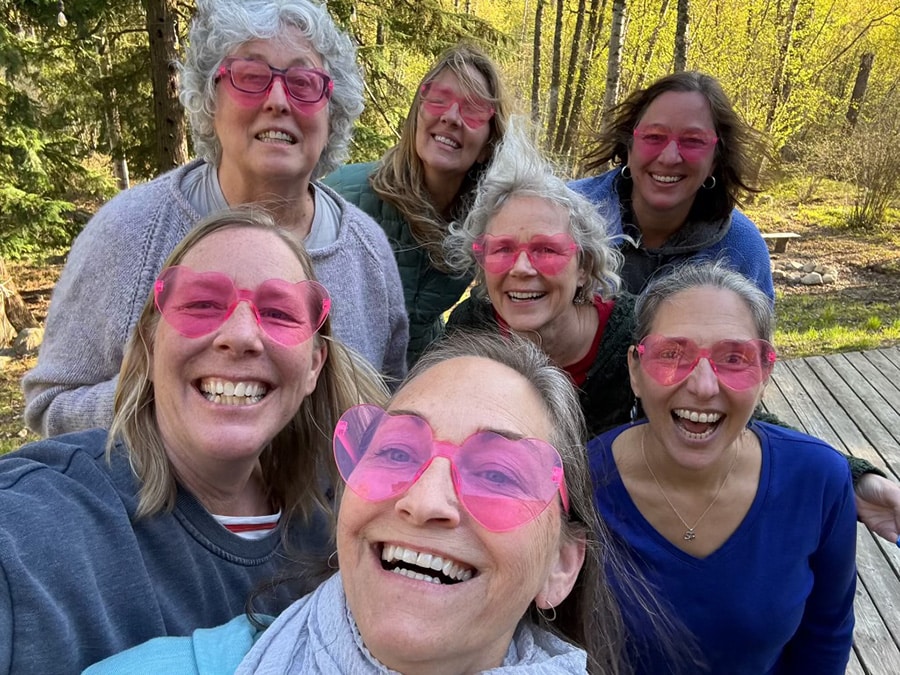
[323,162,474,367]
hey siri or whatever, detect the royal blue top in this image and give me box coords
[590,421,856,674]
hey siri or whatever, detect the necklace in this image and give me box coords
[640,429,741,542]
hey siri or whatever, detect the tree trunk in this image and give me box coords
[554,0,589,154]
[0,258,38,347]
[531,0,546,124]
[634,0,671,89]
[99,45,130,191]
[603,0,627,114]
[544,0,565,147]
[674,0,690,72]
[563,0,607,158]
[144,0,188,173]
[764,0,800,132]
[846,52,875,128]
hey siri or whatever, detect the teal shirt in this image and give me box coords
[323,162,473,367]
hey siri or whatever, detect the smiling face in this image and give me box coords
[337,356,582,674]
[213,28,330,196]
[627,90,717,231]
[628,286,766,471]
[151,227,325,488]
[483,195,587,337]
[415,67,493,190]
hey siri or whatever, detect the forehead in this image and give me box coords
[650,287,759,343]
[486,195,570,239]
[638,91,714,130]
[179,227,308,286]
[229,27,323,69]
[427,64,490,97]
[389,356,552,445]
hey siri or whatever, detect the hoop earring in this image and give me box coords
[537,604,557,623]
[621,165,632,179]
[630,397,641,422]
[327,550,339,570]
[702,175,717,190]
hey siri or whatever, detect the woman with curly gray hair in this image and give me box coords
[445,117,636,436]
[24,0,408,438]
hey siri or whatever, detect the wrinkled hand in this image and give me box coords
[855,473,900,544]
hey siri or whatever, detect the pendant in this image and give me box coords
[683,529,696,541]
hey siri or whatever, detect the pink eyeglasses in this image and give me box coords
[632,125,718,161]
[154,266,330,346]
[333,404,569,532]
[636,335,776,390]
[419,83,495,129]
[216,57,333,115]
[472,233,578,276]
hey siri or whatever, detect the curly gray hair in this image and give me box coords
[178,0,363,178]
[445,116,622,302]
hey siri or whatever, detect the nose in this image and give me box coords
[394,458,462,528]
[657,138,683,163]
[509,249,537,275]
[685,357,720,397]
[263,76,290,112]
[439,101,463,126]
[213,300,265,353]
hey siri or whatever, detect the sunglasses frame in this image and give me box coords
[635,334,777,390]
[472,233,579,277]
[216,57,334,111]
[333,404,569,532]
[154,265,331,346]
[419,82,496,129]
[631,125,719,161]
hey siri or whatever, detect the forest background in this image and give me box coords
[0,0,898,448]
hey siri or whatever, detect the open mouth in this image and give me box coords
[507,291,545,302]
[433,134,461,149]
[672,408,722,440]
[198,378,268,406]
[380,544,475,585]
[651,174,683,184]
[256,130,296,145]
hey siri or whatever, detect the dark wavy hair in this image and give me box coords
[582,71,771,222]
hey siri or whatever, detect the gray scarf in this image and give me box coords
[236,573,587,674]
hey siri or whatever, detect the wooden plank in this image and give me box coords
[761,363,804,429]
[846,649,865,675]
[764,360,835,441]
[855,350,900,414]
[852,567,900,675]
[854,526,900,674]
[872,533,900,580]
[836,352,900,428]
[873,346,900,372]
[805,355,900,475]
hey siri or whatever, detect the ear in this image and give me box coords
[627,344,643,398]
[535,533,586,610]
[301,339,328,397]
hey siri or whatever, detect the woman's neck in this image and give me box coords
[424,169,464,219]
[217,166,316,238]
[518,302,599,368]
[630,194,692,249]
[172,455,272,517]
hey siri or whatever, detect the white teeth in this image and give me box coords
[508,292,544,301]
[674,409,722,424]
[199,378,267,406]
[434,134,460,149]
[257,130,295,143]
[381,545,474,583]
[652,174,682,183]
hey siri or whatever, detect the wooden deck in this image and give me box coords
[761,346,900,675]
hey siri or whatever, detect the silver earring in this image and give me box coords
[630,398,641,422]
[327,550,339,570]
[621,165,632,179]
[702,175,717,189]
[536,604,557,622]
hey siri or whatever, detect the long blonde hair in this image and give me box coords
[370,44,510,271]
[107,206,388,521]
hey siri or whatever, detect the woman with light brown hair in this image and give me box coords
[324,44,511,366]
[0,206,387,673]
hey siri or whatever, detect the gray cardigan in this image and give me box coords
[23,160,408,436]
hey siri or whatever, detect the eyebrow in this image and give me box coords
[231,52,321,69]
[386,408,526,441]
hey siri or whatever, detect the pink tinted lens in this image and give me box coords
[632,127,717,160]
[637,335,776,390]
[333,404,567,532]
[420,84,495,128]
[154,266,330,346]
[472,234,578,276]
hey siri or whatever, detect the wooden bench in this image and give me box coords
[761,232,801,253]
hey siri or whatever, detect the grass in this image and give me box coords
[0,357,35,455]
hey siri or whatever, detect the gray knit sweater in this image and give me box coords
[23,160,409,436]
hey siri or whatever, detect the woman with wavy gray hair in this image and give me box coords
[445,117,636,436]
[24,0,408,438]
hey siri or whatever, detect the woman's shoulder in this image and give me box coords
[754,422,852,482]
[568,169,619,202]
[83,614,263,675]
[446,296,494,329]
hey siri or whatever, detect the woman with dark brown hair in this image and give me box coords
[571,71,774,299]
[324,44,510,366]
